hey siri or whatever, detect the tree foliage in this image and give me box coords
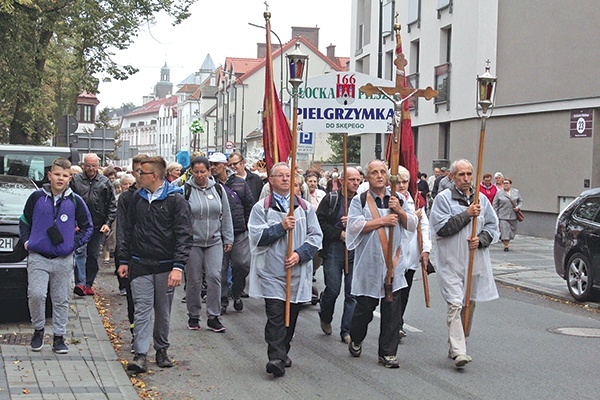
[326,133,361,164]
[0,0,195,144]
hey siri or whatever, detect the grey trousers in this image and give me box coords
[187,245,223,319]
[28,252,73,336]
[130,271,174,355]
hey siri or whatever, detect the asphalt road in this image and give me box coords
[95,261,600,400]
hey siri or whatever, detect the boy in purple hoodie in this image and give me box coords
[19,158,93,353]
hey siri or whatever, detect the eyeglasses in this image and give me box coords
[503,181,511,184]
[228,160,241,169]
[84,163,98,168]
[136,169,155,176]
[210,162,224,166]
[271,174,291,179]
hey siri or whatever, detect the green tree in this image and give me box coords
[326,133,361,164]
[0,0,195,144]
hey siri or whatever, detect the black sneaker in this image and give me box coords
[266,359,285,377]
[127,353,147,373]
[155,348,173,368]
[349,341,362,357]
[52,335,69,354]
[187,318,200,330]
[233,297,243,311]
[31,329,44,352]
[207,317,225,332]
[240,291,249,298]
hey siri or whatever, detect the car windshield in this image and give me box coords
[0,180,36,223]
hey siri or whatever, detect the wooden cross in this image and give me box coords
[360,22,437,103]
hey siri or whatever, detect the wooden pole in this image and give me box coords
[343,134,349,274]
[285,90,300,327]
[416,197,431,307]
[463,117,487,332]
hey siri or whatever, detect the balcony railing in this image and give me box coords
[434,62,451,111]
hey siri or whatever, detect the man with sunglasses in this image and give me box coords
[227,152,264,203]
[117,156,193,373]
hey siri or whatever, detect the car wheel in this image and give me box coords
[566,252,594,301]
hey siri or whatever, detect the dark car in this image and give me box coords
[554,188,600,301]
[0,175,37,320]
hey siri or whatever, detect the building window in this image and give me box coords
[441,26,452,63]
[435,26,452,111]
[408,0,421,31]
[78,105,94,123]
[406,72,419,114]
[382,1,395,37]
[413,127,419,155]
[434,63,451,111]
[385,50,394,80]
[357,23,365,50]
[437,0,453,18]
[439,123,450,160]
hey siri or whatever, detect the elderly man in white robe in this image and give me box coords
[430,159,499,369]
[346,160,417,369]
[248,162,322,378]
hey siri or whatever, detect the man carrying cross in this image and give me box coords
[346,160,417,368]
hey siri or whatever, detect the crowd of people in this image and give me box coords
[19,152,523,377]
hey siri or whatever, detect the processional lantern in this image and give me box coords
[476,59,498,117]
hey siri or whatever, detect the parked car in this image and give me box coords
[0,175,37,320]
[554,188,600,301]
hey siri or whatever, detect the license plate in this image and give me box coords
[0,237,14,252]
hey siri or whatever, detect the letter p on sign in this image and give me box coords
[299,132,313,145]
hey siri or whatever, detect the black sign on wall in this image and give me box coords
[570,109,593,138]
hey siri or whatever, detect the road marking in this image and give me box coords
[373,311,423,332]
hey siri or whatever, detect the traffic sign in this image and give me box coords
[225,140,235,154]
[297,131,315,154]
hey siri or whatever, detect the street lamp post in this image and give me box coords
[248,22,284,109]
[463,60,498,332]
[283,40,309,327]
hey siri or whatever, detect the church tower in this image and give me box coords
[155,62,173,99]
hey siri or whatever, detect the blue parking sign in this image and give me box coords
[299,132,313,145]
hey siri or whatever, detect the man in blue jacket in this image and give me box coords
[20,158,93,354]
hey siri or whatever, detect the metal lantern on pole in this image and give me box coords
[463,60,498,333]
[476,59,498,118]
[283,40,308,327]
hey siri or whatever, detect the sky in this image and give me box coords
[96,0,352,109]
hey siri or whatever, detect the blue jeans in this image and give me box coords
[319,241,356,338]
[73,229,103,287]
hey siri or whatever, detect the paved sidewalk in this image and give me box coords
[0,235,587,399]
[0,294,138,400]
[488,234,583,305]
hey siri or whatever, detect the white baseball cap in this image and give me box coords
[208,152,227,163]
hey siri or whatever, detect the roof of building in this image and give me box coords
[237,35,345,82]
[124,96,178,117]
[177,84,200,94]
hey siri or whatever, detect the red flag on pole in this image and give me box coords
[262,13,292,172]
[385,33,420,201]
